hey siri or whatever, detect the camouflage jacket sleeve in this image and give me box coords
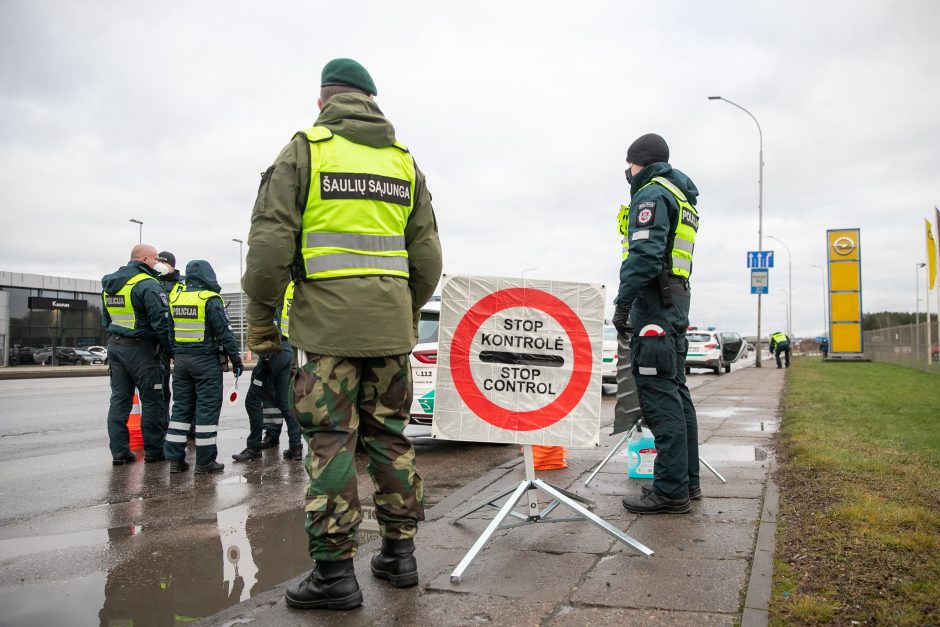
[616,188,674,305]
[405,164,443,312]
[243,136,306,326]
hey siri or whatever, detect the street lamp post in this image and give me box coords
[811,264,828,339]
[232,238,245,357]
[767,235,792,338]
[708,95,764,366]
[129,218,143,243]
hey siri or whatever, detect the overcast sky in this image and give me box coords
[2,0,938,337]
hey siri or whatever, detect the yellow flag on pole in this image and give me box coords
[927,218,938,290]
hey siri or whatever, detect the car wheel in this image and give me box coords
[685,367,691,374]
[724,363,731,373]
[714,360,723,375]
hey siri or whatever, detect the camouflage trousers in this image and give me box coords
[292,351,425,561]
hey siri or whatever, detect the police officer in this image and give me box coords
[770,331,791,368]
[615,133,702,515]
[243,58,442,611]
[154,251,184,433]
[163,260,243,473]
[101,244,173,465]
[232,282,302,462]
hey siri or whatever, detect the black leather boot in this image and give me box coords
[371,537,418,588]
[282,444,303,460]
[284,558,362,610]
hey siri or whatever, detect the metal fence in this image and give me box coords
[863,322,940,374]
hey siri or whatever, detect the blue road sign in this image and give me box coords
[750,268,769,294]
[747,251,775,268]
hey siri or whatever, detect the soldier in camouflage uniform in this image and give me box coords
[243,58,442,611]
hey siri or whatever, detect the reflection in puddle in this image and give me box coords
[699,443,767,461]
[0,524,143,561]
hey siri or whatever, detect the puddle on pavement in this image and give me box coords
[699,443,768,461]
[696,408,737,419]
[0,502,386,625]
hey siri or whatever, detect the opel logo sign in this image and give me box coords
[832,236,856,256]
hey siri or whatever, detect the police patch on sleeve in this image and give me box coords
[158,293,169,307]
[635,201,656,227]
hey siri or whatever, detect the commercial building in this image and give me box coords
[0,271,247,367]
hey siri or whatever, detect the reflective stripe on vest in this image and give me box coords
[280,282,295,338]
[170,289,220,343]
[299,126,415,280]
[103,273,157,332]
[618,177,699,278]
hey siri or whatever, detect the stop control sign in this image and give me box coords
[432,275,604,447]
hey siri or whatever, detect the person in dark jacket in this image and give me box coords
[614,133,702,515]
[163,260,242,473]
[101,244,173,465]
[770,331,791,368]
[154,251,185,433]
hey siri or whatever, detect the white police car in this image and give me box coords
[409,299,441,425]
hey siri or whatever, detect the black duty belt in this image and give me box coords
[109,335,155,347]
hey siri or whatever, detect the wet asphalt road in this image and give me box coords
[0,362,745,626]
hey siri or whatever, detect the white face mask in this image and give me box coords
[153,262,171,276]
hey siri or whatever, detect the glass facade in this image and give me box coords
[3,287,107,352]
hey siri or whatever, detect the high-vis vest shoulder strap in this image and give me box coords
[168,282,184,300]
[280,282,295,338]
[103,273,158,331]
[171,290,219,343]
[299,126,416,280]
[618,177,700,278]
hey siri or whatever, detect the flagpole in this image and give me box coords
[927,267,933,368]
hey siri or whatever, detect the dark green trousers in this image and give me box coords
[630,278,700,500]
[106,342,166,459]
[163,353,222,466]
[245,350,300,449]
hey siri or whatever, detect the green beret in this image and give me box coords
[320,58,377,96]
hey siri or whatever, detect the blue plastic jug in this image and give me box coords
[627,426,657,479]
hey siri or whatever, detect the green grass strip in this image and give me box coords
[770,358,940,626]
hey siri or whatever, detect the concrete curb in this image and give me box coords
[741,460,779,627]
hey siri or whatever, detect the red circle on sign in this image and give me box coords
[450,287,593,431]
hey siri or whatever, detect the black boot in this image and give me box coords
[285,559,362,610]
[622,490,691,514]
[112,451,136,466]
[371,538,419,588]
[643,483,701,501]
[195,460,225,474]
[283,444,303,461]
[259,434,279,449]
[232,448,261,462]
[169,459,190,473]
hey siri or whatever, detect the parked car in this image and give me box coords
[8,345,36,366]
[86,346,109,363]
[409,300,441,425]
[686,329,747,374]
[602,326,618,384]
[36,347,105,365]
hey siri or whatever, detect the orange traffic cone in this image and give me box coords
[127,391,144,450]
[532,445,568,470]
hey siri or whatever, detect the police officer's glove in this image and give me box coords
[230,355,244,378]
[612,302,633,335]
[247,323,282,355]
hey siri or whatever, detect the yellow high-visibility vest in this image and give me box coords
[280,282,295,339]
[103,273,158,331]
[170,289,221,343]
[618,176,700,278]
[298,126,415,280]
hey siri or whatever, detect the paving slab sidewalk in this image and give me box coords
[201,365,784,627]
